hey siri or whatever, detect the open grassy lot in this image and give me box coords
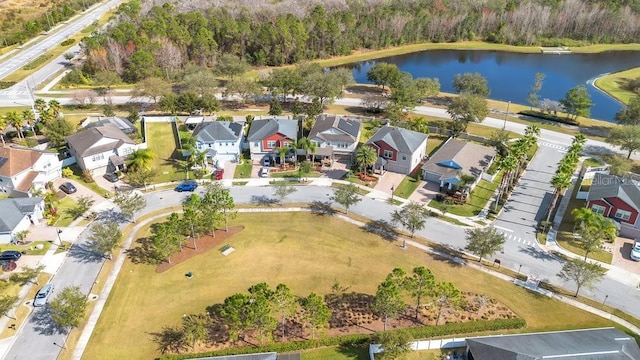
[53,195,78,227]
[84,212,616,360]
[145,122,191,183]
[430,173,503,217]
[594,67,640,104]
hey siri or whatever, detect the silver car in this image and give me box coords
[33,284,54,307]
[631,240,640,261]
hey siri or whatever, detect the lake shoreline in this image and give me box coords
[593,67,640,105]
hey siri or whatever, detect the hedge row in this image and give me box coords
[23,54,54,70]
[61,38,75,46]
[0,81,16,89]
[160,317,526,360]
[518,110,580,126]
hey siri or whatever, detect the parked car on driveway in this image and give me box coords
[259,167,270,178]
[263,158,271,167]
[213,169,224,180]
[0,251,22,262]
[59,182,77,194]
[103,173,119,182]
[175,180,198,192]
[33,284,54,307]
[631,240,640,261]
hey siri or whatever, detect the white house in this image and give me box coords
[0,145,62,197]
[0,197,44,244]
[192,121,244,168]
[365,125,428,175]
[66,123,143,175]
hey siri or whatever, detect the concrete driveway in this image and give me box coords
[374,171,407,195]
[612,237,640,274]
[409,180,441,204]
[52,178,107,206]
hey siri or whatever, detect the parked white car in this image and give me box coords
[259,167,270,178]
[33,284,54,307]
[630,240,640,261]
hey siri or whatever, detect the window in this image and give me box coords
[615,209,631,221]
[383,150,393,159]
[267,141,276,148]
[91,153,104,162]
[591,205,605,215]
[402,155,407,161]
[254,142,259,146]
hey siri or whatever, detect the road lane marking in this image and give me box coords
[494,226,513,232]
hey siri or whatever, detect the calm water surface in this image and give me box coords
[349,50,640,121]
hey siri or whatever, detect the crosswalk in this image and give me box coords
[0,90,29,96]
[538,141,568,153]
[494,227,538,248]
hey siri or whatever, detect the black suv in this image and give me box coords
[0,251,22,261]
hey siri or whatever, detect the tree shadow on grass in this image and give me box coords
[126,236,160,265]
[362,219,398,242]
[308,201,337,216]
[428,243,465,268]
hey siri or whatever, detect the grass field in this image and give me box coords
[145,122,191,183]
[83,212,617,360]
[53,195,79,227]
[594,67,640,104]
[429,174,502,217]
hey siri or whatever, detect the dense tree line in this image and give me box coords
[75,0,640,83]
[1,0,102,46]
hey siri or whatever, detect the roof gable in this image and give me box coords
[66,124,135,157]
[365,125,428,154]
[588,173,640,210]
[436,160,462,169]
[422,138,496,181]
[0,145,44,177]
[309,114,362,143]
[193,121,243,142]
[247,118,297,141]
[0,197,43,232]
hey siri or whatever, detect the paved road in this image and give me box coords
[0,0,123,105]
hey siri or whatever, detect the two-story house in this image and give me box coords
[0,145,62,197]
[586,172,640,238]
[0,197,45,244]
[308,114,362,162]
[365,125,428,175]
[247,117,298,163]
[192,121,244,168]
[66,123,140,175]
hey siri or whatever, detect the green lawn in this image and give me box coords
[145,122,191,183]
[0,241,51,256]
[270,169,322,178]
[332,182,370,195]
[234,160,254,178]
[85,212,617,360]
[594,67,640,104]
[429,174,502,217]
[64,164,110,196]
[426,135,447,156]
[54,196,78,227]
[555,186,613,264]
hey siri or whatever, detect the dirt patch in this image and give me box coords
[155,226,244,273]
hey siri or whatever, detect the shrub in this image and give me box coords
[0,81,16,90]
[62,168,74,178]
[518,110,579,126]
[61,38,75,46]
[23,54,54,70]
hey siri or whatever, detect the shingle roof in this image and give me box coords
[0,145,44,177]
[85,117,136,134]
[587,173,640,210]
[365,125,428,154]
[0,197,43,233]
[193,121,243,142]
[466,327,640,360]
[247,118,297,141]
[421,138,495,181]
[309,114,362,143]
[66,124,134,157]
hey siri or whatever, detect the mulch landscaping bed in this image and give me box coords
[155,226,244,273]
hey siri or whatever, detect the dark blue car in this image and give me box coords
[175,180,198,192]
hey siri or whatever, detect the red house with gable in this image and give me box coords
[365,125,428,175]
[586,172,640,238]
[247,117,298,164]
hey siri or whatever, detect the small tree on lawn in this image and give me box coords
[372,268,406,331]
[433,281,460,326]
[219,293,253,344]
[298,160,313,182]
[0,295,19,320]
[373,330,412,360]
[247,283,278,344]
[10,264,45,285]
[88,221,122,259]
[391,202,430,246]
[49,286,88,344]
[206,182,237,232]
[404,266,435,320]
[464,227,506,263]
[557,258,605,297]
[331,184,362,214]
[299,292,331,340]
[271,283,298,340]
[272,181,297,205]
[113,190,146,222]
[64,195,95,219]
[181,314,209,351]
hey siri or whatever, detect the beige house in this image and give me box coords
[0,145,62,197]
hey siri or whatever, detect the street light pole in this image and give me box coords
[56,229,63,246]
[503,101,511,130]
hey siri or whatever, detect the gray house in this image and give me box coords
[192,121,244,168]
[0,197,44,244]
[365,125,428,175]
[421,138,495,191]
[308,114,362,161]
[83,116,137,134]
[465,327,640,360]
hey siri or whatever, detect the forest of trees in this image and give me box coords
[74,0,640,84]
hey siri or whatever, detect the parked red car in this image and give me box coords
[213,169,224,180]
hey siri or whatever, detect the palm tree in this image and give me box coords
[355,145,377,173]
[495,155,517,210]
[571,207,595,233]
[277,147,287,168]
[127,148,155,171]
[48,100,61,118]
[21,109,35,136]
[4,111,23,139]
[298,137,317,162]
[34,98,47,115]
[546,171,572,222]
[524,124,540,138]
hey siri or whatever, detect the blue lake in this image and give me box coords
[348,50,640,121]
